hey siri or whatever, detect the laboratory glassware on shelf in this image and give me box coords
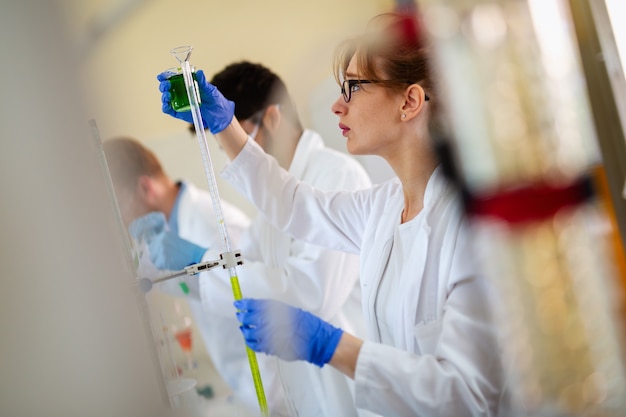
[171,300,197,372]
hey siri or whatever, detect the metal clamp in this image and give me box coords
[137,250,244,293]
[219,250,243,269]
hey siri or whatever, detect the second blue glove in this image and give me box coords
[129,212,207,271]
[234,298,344,367]
[157,69,235,134]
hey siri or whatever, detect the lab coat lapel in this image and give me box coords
[404,167,447,353]
[403,222,430,353]
[362,234,393,343]
[360,195,403,343]
[177,181,211,241]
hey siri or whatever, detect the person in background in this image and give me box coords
[158,12,505,417]
[151,61,376,416]
[103,137,269,415]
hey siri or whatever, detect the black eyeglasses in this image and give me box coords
[341,79,430,103]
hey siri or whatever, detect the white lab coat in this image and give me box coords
[202,130,377,417]
[221,138,505,417]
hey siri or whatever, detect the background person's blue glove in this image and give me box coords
[128,211,167,242]
[157,69,235,134]
[234,298,344,367]
[129,212,207,271]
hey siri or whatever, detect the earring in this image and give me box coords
[402,113,406,119]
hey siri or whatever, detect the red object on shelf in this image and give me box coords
[174,328,192,352]
[390,2,424,48]
[465,176,594,225]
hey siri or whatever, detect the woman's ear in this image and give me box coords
[262,104,282,133]
[401,84,428,120]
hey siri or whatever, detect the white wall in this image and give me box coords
[61,0,393,138]
[61,0,397,206]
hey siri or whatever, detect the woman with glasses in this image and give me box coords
[158,12,504,417]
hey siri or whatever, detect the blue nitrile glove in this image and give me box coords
[234,298,343,367]
[157,69,235,134]
[129,212,207,271]
[128,211,167,241]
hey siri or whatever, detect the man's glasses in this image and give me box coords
[341,79,430,103]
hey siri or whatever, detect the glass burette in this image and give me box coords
[170,45,269,417]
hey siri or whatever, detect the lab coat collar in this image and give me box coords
[168,181,187,234]
[288,129,324,180]
[174,180,197,236]
[422,165,444,212]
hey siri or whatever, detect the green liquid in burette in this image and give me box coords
[169,72,199,112]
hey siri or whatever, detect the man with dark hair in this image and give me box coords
[210,62,306,170]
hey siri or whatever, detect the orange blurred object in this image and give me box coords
[174,328,192,353]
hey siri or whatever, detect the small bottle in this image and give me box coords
[166,67,200,112]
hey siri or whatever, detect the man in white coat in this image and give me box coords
[103,137,268,414]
